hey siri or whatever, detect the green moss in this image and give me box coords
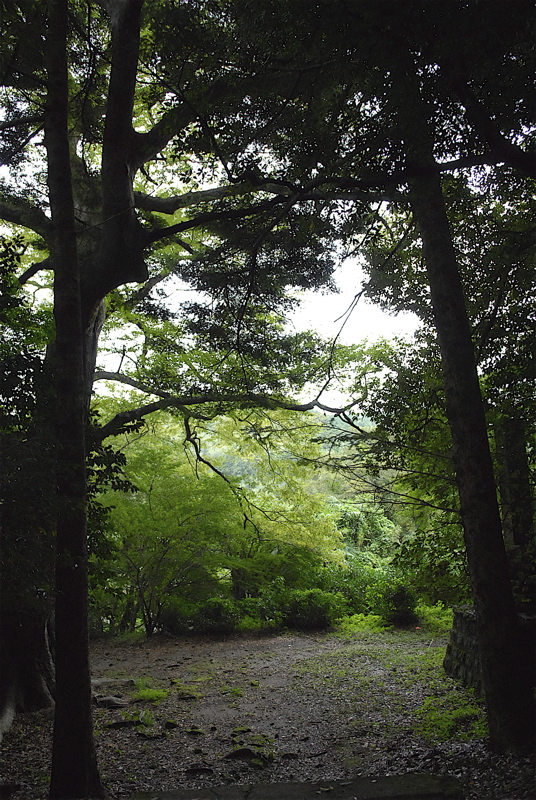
[131,677,169,703]
[413,692,488,742]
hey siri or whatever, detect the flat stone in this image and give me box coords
[129,772,463,799]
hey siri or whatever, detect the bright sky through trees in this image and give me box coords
[292,258,419,345]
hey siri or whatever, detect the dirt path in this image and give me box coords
[1,631,534,799]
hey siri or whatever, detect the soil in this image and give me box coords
[0,630,534,799]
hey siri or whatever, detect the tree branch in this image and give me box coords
[0,114,44,131]
[92,372,354,442]
[0,197,52,239]
[143,196,288,244]
[134,182,262,214]
[93,370,171,398]
[18,257,52,285]
[452,80,536,179]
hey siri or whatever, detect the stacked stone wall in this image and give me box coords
[443,605,536,697]
[443,606,484,695]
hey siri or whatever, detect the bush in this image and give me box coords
[318,559,380,614]
[336,613,391,635]
[159,597,196,635]
[191,597,239,635]
[415,602,453,634]
[382,583,418,626]
[281,588,347,630]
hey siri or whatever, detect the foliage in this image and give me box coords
[415,603,454,636]
[90,408,344,636]
[191,597,239,636]
[131,679,169,704]
[0,0,533,769]
[280,588,347,631]
[159,597,197,636]
[336,613,391,636]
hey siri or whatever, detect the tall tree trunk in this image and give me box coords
[44,1,103,797]
[396,65,534,751]
[494,415,534,549]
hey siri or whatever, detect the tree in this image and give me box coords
[0,2,345,793]
[89,406,343,634]
[216,0,535,749]
[1,2,533,785]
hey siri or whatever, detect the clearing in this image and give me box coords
[0,629,534,799]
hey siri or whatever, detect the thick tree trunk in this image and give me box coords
[494,416,534,549]
[45,1,103,797]
[0,611,55,715]
[395,63,534,750]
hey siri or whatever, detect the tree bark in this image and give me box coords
[396,66,534,750]
[45,1,103,797]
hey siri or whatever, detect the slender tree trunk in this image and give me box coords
[45,1,103,797]
[396,65,534,751]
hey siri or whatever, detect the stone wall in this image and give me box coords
[443,605,536,697]
[443,606,484,695]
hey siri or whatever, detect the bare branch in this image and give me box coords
[18,257,52,285]
[0,114,44,132]
[0,198,52,239]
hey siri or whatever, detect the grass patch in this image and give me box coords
[131,677,169,703]
[121,707,155,727]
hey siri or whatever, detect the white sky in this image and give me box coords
[290,258,419,346]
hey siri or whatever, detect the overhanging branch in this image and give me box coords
[92,371,355,442]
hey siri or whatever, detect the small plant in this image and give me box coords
[415,602,454,634]
[221,683,244,698]
[121,707,155,727]
[172,679,204,700]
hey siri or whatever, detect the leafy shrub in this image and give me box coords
[191,597,239,635]
[318,559,378,613]
[415,602,453,634]
[382,584,418,626]
[336,613,391,635]
[236,614,262,633]
[281,588,347,630]
[159,597,196,635]
[237,578,286,628]
[393,529,470,606]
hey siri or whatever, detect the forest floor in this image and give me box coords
[1,629,534,799]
